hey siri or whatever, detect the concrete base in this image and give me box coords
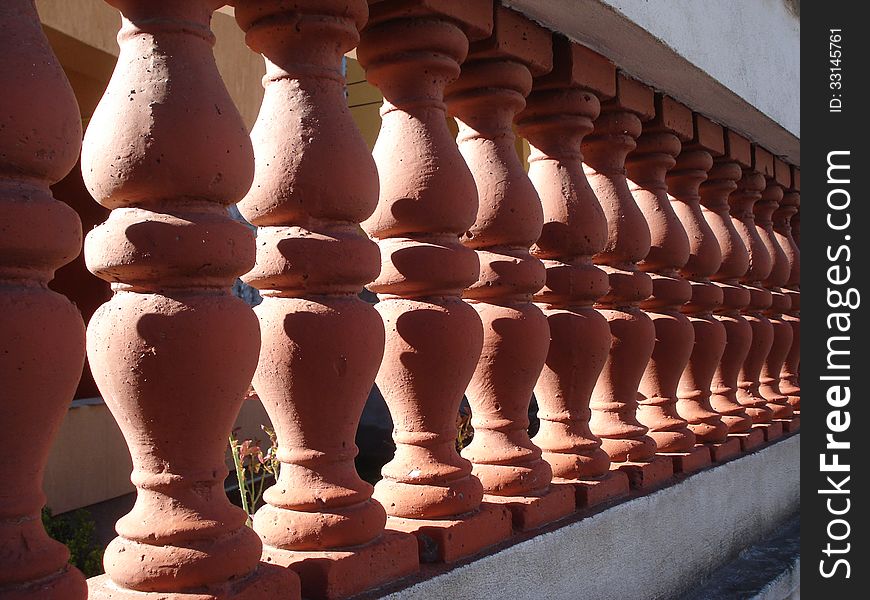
[484,483,575,531]
[87,563,300,600]
[564,470,630,508]
[613,455,674,490]
[660,445,712,474]
[679,514,799,600]
[707,437,741,463]
[379,434,800,600]
[261,531,418,599]
[729,428,765,452]
[387,503,513,564]
[755,421,783,442]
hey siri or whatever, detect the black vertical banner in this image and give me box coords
[802,2,868,597]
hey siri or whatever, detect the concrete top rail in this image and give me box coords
[506,0,800,165]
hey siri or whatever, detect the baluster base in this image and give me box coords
[611,455,674,491]
[558,470,630,509]
[0,565,86,600]
[260,531,419,600]
[483,484,575,532]
[87,563,298,600]
[728,429,766,453]
[659,445,713,475]
[705,437,742,463]
[754,421,784,442]
[719,412,755,435]
[766,402,795,421]
[776,416,800,434]
[386,504,512,564]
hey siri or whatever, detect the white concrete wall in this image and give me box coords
[601,0,800,137]
[384,435,800,600]
[506,0,800,165]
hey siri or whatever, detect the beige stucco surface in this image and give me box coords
[44,396,272,514]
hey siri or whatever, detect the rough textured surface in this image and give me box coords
[680,514,799,600]
[517,38,616,487]
[756,179,795,422]
[386,504,513,564]
[384,434,800,600]
[702,136,756,435]
[359,0,486,522]
[630,92,698,456]
[0,1,87,597]
[670,115,731,446]
[232,2,420,595]
[357,0,512,563]
[731,161,777,427]
[81,1,298,597]
[775,185,800,410]
[261,531,419,600]
[447,5,555,506]
[585,75,658,464]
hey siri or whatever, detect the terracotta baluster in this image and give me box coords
[777,167,800,411]
[232,2,419,597]
[627,94,711,474]
[516,39,629,508]
[584,74,673,489]
[357,1,513,563]
[444,8,575,531]
[730,146,783,442]
[756,157,797,432]
[667,115,741,463]
[0,2,87,598]
[82,2,298,597]
[792,203,801,246]
[700,130,765,451]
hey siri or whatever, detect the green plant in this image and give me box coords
[41,507,104,577]
[456,405,474,451]
[228,425,281,525]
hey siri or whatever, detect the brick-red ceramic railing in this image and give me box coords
[2,2,799,599]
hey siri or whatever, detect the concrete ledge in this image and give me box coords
[751,560,800,600]
[681,514,800,600]
[505,0,800,165]
[378,434,799,600]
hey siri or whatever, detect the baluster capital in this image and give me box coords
[673,115,725,289]
[517,37,612,308]
[587,74,655,301]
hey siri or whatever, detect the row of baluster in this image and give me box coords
[0,1,799,599]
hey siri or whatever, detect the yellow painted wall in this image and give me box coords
[44,396,273,515]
